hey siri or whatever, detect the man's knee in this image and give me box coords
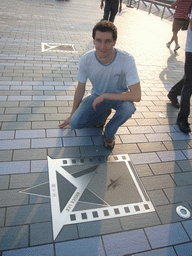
[120,101,136,120]
[69,115,84,129]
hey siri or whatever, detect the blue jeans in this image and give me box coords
[177,52,192,123]
[69,94,136,139]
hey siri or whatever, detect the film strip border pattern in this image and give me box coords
[65,201,154,225]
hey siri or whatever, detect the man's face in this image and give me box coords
[93,31,116,60]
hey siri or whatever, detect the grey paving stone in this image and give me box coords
[32,107,57,114]
[32,121,59,129]
[15,129,45,139]
[157,150,187,162]
[0,225,29,251]
[5,203,51,226]
[120,134,148,144]
[0,131,15,140]
[45,101,69,107]
[29,194,50,204]
[163,140,190,150]
[31,160,48,173]
[45,113,69,121]
[5,107,31,114]
[0,114,17,122]
[80,145,111,157]
[103,229,150,256]
[0,161,30,175]
[20,101,44,107]
[182,220,192,240]
[0,102,18,108]
[55,236,105,256]
[46,128,75,138]
[78,218,122,238]
[164,185,192,203]
[145,223,190,249]
[30,222,53,246]
[0,175,9,190]
[129,125,154,134]
[75,128,103,137]
[174,242,192,256]
[151,125,177,133]
[0,208,5,227]
[0,139,30,150]
[148,190,169,206]
[55,225,79,242]
[9,172,48,189]
[8,95,32,101]
[177,159,192,172]
[0,150,13,162]
[138,142,166,153]
[63,137,93,147]
[182,149,192,160]
[2,244,54,256]
[13,148,47,161]
[17,114,44,122]
[169,132,192,141]
[141,175,176,190]
[149,162,181,175]
[129,152,161,165]
[33,96,55,101]
[1,121,31,130]
[112,143,140,154]
[0,189,28,207]
[135,164,154,177]
[31,138,62,148]
[146,133,172,142]
[133,247,177,256]
[120,212,161,231]
[171,172,192,186]
[48,147,80,159]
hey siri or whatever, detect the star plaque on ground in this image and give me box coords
[47,154,155,240]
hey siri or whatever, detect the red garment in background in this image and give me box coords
[171,0,192,20]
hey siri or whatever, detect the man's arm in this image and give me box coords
[92,82,141,111]
[100,0,104,9]
[59,82,86,128]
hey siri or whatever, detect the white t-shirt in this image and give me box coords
[76,49,140,96]
[185,10,192,53]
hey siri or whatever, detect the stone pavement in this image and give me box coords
[0,0,192,255]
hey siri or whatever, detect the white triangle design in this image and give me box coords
[47,156,97,240]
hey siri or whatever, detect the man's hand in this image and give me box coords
[92,94,105,111]
[59,116,71,129]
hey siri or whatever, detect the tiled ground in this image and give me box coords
[1,0,192,255]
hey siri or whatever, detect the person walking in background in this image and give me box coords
[100,0,122,22]
[166,0,192,53]
[168,11,192,133]
[59,21,141,150]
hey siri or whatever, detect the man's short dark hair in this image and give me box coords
[92,20,117,41]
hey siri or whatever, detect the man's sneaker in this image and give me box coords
[166,42,170,48]
[103,134,115,150]
[167,92,180,108]
[174,44,180,53]
[94,109,112,128]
